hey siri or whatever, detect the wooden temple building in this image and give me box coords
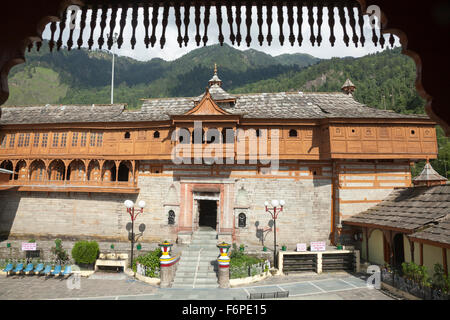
[0,69,439,248]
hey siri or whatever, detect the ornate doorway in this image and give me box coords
[198,200,218,230]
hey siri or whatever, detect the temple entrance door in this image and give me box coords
[198,200,217,230]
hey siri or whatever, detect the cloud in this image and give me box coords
[42,6,398,61]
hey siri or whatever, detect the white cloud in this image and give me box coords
[42,6,398,62]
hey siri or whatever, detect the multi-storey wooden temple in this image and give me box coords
[0,69,438,247]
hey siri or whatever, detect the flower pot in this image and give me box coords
[336,245,343,250]
[239,247,244,252]
[263,247,267,252]
[281,246,287,251]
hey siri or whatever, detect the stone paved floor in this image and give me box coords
[0,271,395,300]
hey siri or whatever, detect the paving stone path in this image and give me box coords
[0,271,394,300]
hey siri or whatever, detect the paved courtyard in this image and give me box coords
[0,271,396,300]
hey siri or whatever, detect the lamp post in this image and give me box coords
[107,32,119,104]
[124,199,146,268]
[264,199,285,268]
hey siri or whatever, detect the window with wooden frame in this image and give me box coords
[24,133,30,147]
[60,132,67,147]
[52,133,59,147]
[41,133,48,148]
[9,133,15,148]
[80,132,87,147]
[288,129,298,138]
[90,132,96,147]
[309,166,322,176]
[33,133,40,147]
[17,133,25,147]
[0,134,7,148]
[96,133,103,147]
[71,132,78,147]
[153,131,160,139]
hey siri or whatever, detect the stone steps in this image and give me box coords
[172,228,219,288]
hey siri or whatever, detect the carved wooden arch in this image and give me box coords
[48,158,66,180]
[0,0,448,135]
[29,159,47,181]
[67,158,86,181]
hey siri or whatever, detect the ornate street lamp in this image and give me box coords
[124,199,146,268]
[264,199,285,268]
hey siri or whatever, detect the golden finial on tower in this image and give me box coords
[214,63,217,76]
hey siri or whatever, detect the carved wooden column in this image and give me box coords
[114,160,120,185]
[99,159,105,183]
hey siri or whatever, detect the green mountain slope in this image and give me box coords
[6,43,319,108]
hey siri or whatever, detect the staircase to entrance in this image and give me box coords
[172,227,219,288]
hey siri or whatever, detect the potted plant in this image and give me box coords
[263,246,267,252]
[239,244,245,252]
[336,243,343,250]
[281,245,287,251]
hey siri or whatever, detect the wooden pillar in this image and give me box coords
[99,160,105,182]
[365,227,370,262]
[420,243,423,266]
[11,160,17,181]
[443,248,448,277]
[409,239,415,263]
[114,160,120,184]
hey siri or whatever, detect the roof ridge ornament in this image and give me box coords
[341,78,356,95]
[413,161,448,187]
[209,63,222,87]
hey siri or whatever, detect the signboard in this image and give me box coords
[296,243,307,252]
[310,241,326,252]
[22,243,37,251]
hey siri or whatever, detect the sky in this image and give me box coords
[42,6,398,62]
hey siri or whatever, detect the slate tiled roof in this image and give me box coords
[343,185,450,232]
[409,216,450,246]
[0,91,429,125]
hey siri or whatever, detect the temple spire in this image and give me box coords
[208,63,222,87]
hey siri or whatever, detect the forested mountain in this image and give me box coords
[6,42,319,108]
[3,43,449,179]
[232,47,424,115]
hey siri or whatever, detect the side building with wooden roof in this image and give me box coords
[0,69,439,250]
[343,163,449,276]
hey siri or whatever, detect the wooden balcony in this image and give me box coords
[0,179,140,194]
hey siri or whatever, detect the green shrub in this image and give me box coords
[432,264,449,294]
[132,248,162,278]
[51,239,69,264]
[71,241,99,265]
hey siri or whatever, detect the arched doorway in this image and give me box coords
[393,233,405,270]
[68,160,86,182]
[118,161,131,182]
[48,160,65,181]
[29,160,46,181]
[0,160,13,180]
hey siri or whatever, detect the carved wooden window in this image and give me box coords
[18,133,24,147]
[72,132,78,147]
[80,132,87,147]
[60,133,67,147]
[9,134,15,148]
[33,133,40,147]
[96,133,103,147]
[24,133,30,147]
[256,129,261,137]
[90,132,96,147]
[0,135,6,148]
[153,131,160,139]
[52,133,59,147]
[41,133,48,148]
[289,129,298,137]
[124,131,131,139]
[168,210,175,225]
[238,213,246,228]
